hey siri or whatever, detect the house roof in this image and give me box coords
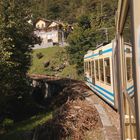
[34,18,67,31]
[35,18,52,24]
[34,18,52,28]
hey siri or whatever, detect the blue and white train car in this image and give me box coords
[84,41,134,109]
[84,41,118,108]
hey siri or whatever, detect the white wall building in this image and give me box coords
[34,19,66,49]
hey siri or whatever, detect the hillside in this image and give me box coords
[29,47,79,79]
[32,0,117,25]
[31,0,117,75]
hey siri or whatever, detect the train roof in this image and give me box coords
[96,41,110,49]
[84,41,112,58]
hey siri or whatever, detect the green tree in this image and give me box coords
[0,0,39,96]
[66,0,117,75]
[66,15,97,74]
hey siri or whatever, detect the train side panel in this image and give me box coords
[84,42,116,107]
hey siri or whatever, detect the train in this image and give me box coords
[84,41,134,109]
[84,0,140,140]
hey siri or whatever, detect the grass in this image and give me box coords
[0,112,52,140]
[29,47,79,79]
[29,47,62,74]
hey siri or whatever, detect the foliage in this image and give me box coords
[66,15,97,74]
[0,112,52,140]
[31,0,82,23]
[65,0,117,74]
[2,118,14,129]
[0,0,39,96]
[32,0,117,24]
[0,0,40,126]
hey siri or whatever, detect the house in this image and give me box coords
[35,18,51,30]
[46,21,65,46]
[34,19,67,48]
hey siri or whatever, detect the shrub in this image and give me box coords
[2,118,14,129]
[43,61,50,68]
[36,52,44,59]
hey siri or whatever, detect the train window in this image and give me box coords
[95,60,99,81]
[87,61,89,72]
[92,61,94,77]
[99,59,104,82]
[89,61,91,76]
[126,57,132,81]
[85,62,88,72]
[90,61,92,77]
[84,62,86,72]
[104,58,111,85]
[92,61,95,82]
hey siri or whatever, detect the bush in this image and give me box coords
[36,52,44,59]
[2,118,14,129]
[43,61,50,68]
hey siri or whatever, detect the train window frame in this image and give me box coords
[95,59,99,81]
[104,57,111,85]
[99,59,104,83]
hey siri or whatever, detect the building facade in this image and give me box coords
[34,18,66,48]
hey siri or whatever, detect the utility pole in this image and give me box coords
[105,28,109,42]
[98,28,109,43]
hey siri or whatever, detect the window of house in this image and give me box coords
[48,39,53,42]
[126,57,132,81]
[99,59,104,82]
[104,58,111,85]
[95,60,99,81]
